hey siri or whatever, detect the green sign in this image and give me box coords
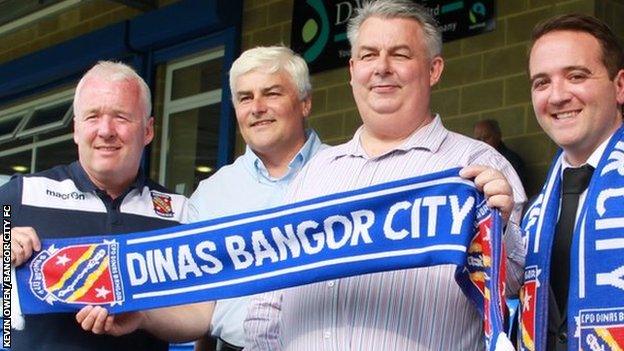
[291,0,495,73]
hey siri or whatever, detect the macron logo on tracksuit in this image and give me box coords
[45,189,86,201]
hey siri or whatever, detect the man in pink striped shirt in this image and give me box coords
[244,0,527,350]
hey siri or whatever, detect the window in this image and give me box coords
[159,47,225,196]
[0,114,23,143]
[18,100,73,137]
[0,88,76,176]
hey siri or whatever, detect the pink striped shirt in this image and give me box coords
[244,116,527,351]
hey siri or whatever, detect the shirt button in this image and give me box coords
[327,281,335,287]
[323,331,331,339]
[558,332,567,343]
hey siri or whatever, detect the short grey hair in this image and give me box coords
[229,46,312,103]
[74,61,152,119]
[347,0,442,58]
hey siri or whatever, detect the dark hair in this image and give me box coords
[475,119,501,136]
[530,14,624,79]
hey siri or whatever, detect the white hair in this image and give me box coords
[74,61,151,119]
[229,46,311,103]
[347,0,443,58]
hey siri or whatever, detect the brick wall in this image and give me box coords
[596,0,624,44]
[240,0,624,197]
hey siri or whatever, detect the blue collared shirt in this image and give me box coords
[187,130,325,346]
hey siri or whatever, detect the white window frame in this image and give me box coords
[0,133,74,173]
[1,89,74,138]
[15,89,75,138]
[0,88,75,173]
[0,112,27,143]
[158,47,224,184]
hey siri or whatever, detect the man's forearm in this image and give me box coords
[142,301,215,342]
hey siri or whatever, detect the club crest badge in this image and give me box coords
[151,191,174,218]
[520,266,540,351]
[577,307,624,351]
[29,241,124,307]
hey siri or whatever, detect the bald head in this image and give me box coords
[74,61,151,121]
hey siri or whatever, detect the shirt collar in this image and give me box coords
[243,129,322,182]
[69,161,146,194]
[335,114,448,159]
[561,134,612,171]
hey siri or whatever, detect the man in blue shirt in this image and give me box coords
[190,45,325,351]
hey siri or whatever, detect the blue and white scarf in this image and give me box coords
[520,126,624,351]
[14,168,512,350]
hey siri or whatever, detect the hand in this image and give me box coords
[460,165,513,223]
[76,305,145,337]
[10,227,41,266]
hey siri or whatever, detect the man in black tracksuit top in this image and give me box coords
[1,61,187,351]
